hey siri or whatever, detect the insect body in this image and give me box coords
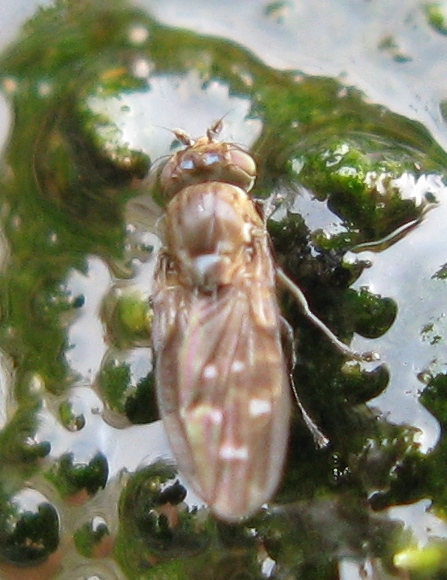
[151,123,292,521]
[151,123,366,522]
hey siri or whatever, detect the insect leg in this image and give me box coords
[280,317,329,449]
[294,394,330,449]
[276,268,376,362]
[154,251,171,284]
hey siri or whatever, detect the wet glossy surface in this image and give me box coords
[0,0,447,578]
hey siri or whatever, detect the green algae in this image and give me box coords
[0,0,446,578]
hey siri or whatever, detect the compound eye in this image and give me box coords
[229,149,256,180]
[224,149,256,191]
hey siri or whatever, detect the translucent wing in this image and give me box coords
[152,245,291,521]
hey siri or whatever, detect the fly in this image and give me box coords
[150,121,370,522]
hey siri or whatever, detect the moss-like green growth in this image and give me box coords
[45,452,108,499]
[425,2,447,35]
[0,487,60,566]
[102,289,152,347]
[74,516,111,558]
[98,353,156,423]
[0,0,447,576]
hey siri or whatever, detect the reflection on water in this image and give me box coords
[0,0,447,578]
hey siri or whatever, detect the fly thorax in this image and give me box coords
[186,253,241,291]
[165,183,257,287]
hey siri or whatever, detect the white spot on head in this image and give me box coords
[219,444,249,461]
[249,398,272,417]
[203,364,218,379]
[231,360,245,373]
